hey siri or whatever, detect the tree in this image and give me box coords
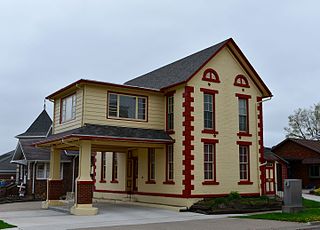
[284,103,320,140]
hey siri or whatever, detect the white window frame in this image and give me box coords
[36,163,63,180]
[107,93,147,121]
[61,94,76,123]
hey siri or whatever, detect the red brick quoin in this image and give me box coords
[77,181,94,204]
[182,86,195,197]
[47,179,63,200]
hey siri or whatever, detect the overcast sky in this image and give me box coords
[0,0,319,154]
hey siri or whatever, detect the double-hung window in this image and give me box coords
[108,93,147,121]
[61,94,76,123]
[204,143,215,180]
[204,94,214,129]
[112,152,118,182]
[238,98,248,133]
[147,148,156,182]
[167,95,174,131]
[239,145,249,181]
[100,152,106,182]
[166,144,174,181]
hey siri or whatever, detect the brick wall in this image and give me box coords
[77,181,93,204]
[274,141,319,160]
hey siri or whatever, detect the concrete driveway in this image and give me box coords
[0,201,308,230]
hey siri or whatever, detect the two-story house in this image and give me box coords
[35,38,272,215]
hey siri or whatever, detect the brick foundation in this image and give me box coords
[47,179,63,200]
[77,181,94,204]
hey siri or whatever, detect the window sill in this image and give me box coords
[99,180,106,183]
[237,132,252,137]
[202,129,219,135]
[163,180,175,185]
[166,130,175,135]
[238,181,253,185]
[110,180,118,184]
[145,180,156,184]
[202,181,219,185]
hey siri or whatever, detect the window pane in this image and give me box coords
[204,94,214,129]
[108,94,118,117]
[138,98,146,120]
[61,94,76,122]
[167,96,174,130]
[119,95,136,119]
[37,163,45,179]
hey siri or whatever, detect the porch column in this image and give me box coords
[42,147,63,208]
[70,140,98,215]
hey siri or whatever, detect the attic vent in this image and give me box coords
[234,74,250,88]
[202,68,220,83]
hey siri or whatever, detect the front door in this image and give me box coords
[266,162,275,194]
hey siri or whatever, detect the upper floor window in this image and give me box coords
[202,68,220,83]
[234,75,250,88]
[108,93,147,121]
[166,95,174,131]
[204,93,214,129]
[61,94,76,123]
[238,98,248,133]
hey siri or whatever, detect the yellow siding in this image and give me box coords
[53,88,83,134]
[83,85,165,130]
[188,47,261,195]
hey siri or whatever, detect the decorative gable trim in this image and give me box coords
[202,68,220,83]
[234,74,250,88]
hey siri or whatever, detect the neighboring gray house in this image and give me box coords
[11,109,77,199]
[0,151,16,180]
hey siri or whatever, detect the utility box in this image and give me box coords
[282,179,303,213]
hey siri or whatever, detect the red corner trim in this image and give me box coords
[257,96,266,195]
[182,86,195,197]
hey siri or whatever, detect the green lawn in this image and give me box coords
[237,198,320,223]
[0,220,16,229]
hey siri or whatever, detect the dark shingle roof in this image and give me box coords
[36,124,173,145]
[16,110,52,138]
[0,151,16,172]
[264,147,288,164]
[18,139,72,161]
[273,138,320,155]
[124,39,229,89]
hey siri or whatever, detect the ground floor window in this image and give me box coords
[166,144,174,181]
[309,165,320,178]
[36,163,63,180]
[112,152,118,182]
[204,143,215,180]
[100,152,106,182]
[148,148,155,182]
[239,145,249,181]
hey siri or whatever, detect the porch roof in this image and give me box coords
[35,124,174,147]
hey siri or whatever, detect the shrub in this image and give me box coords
[228,191,241,200]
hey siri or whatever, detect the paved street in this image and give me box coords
[0,201,310,230]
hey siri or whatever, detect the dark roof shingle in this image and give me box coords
[16,110,52,138]
[0,151,16,172]
[124,39,229,89]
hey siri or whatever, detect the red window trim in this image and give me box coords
[202,68,220,83]
[201,88,218,134]
[237,142,252,184]
[234,74,250,88]
[164,144,175,184]
[100,152,106,183]
[166,91,175,134]
[59,92,76,124]
[236,93,251,136]
[111,152,118,183]
[146,148,156,184]
[201,139,219,184]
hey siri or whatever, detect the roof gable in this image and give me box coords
[124,38,272,97]
[16,110,52,139]
[273,138,320,155]
[0,151,16,172]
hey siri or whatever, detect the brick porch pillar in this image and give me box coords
[70,140,98,215]
[42,148,64,208]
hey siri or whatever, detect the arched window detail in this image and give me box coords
[234,75,250,88]
[202,68,220,83]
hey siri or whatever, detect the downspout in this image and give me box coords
[256,96,272,195]
[32,161,37,194]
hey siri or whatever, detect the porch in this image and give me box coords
[35,124,173,215]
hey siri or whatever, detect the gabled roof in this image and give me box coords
[0,151,16,173]
[35,124,174,146]
[272,138,320,155]
[11,138,72,163]
[124,38,272,97]
[16,110,52,139]
[264,147,288,164]
[125,39,228,90]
